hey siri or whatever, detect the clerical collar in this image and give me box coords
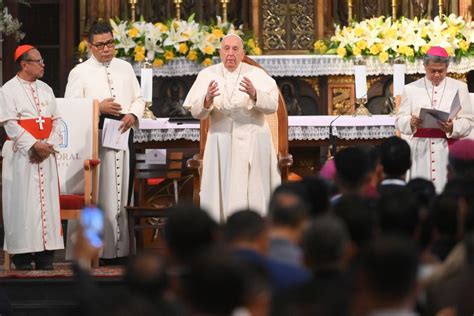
[222,63,242,77]
[424,77,446,89]
[90,54,111,67]
[16,75,36,84]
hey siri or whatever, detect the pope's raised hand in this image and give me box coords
[204,80,220,109]
[99,98,122,116]
[239,76,257,101]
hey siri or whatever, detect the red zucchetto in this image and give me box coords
[14,45,35,62]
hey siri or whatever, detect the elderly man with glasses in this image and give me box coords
[396,46,473,193]
[0,45,64,270]
[64,21,145,263]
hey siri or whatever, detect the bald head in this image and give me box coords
[220,34,245,72]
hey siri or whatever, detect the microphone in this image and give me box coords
[329,115,342,157]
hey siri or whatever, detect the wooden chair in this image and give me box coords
[58,99,100,268]
[187,56,293,205]
[3,99,100,270]
[126,149,188,255]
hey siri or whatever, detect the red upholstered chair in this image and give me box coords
[3,99,100,270]
[186,56,293,205]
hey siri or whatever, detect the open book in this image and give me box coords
[419,90,461,129]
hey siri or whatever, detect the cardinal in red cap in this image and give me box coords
[1,43,64,270]
[395,45,474,193]
[14,44,35,62]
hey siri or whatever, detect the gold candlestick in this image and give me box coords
[438,0,443,16]
[354,97,371,116]
[392,0,397,20]
[221,0,229,23]
[129,0,137,22]
[348,0,353,23]
[174,0,182,20]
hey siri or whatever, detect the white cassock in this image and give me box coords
[64,56,145,258]
[396,76,473,192]
[0,76,64,254]
[183,62,281,222]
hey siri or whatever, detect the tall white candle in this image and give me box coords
[354,64,367,99]
[141,67,153,102]
[393,63,405,97]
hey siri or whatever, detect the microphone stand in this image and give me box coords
[329,115,342,158]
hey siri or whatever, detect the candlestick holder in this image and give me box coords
[142,102,156,119]
[354,97,371,116]
[392,0,397,20]
[129,0,137,22]
[221,0,229,23]
[348,0,353,23]
[174,0,182,20]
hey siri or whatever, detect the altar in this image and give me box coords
[135,115,397,174]
[135,115,397,144]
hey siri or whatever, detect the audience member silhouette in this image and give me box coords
[268,182,311,267]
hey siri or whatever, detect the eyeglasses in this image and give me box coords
[25,59,45,65]
[91,40,115,50]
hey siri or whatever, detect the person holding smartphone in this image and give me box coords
[0,45,64,270]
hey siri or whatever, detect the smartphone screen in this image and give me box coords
[81,206,104,248]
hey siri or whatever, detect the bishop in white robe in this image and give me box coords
[396,47,473,192]
[183,34,281,222]
[64,22,144,259]
[1,45,64,269]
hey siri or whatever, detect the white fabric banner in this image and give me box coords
[56,98,94,194]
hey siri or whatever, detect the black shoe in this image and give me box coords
[35,264,54,271]
[15,263,34,271]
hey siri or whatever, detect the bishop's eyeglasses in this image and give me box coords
[25,58,45,65]
[91,40,115,50]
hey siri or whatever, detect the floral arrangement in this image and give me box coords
[313,14,474,63]
[0,0,26,41]
[78,15,261,67]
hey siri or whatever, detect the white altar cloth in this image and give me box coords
[134,115,397,143]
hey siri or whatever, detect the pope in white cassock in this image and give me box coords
[183,34,281,222]
[396,46,473,193]
[0,45,64,270]
[64,22,145,259]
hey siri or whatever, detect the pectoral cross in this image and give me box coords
[36,116,45,130]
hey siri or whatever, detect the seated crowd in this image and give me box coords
[14,136,474,316]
